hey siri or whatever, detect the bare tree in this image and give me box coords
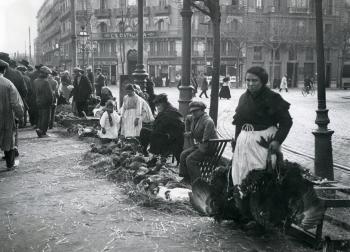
[191,0,221,125]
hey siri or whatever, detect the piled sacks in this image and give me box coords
[83,140,196,214]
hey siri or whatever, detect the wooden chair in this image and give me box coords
[199,138,231,183]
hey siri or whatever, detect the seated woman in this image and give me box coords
[179,101,218,184]
[93,87,115,118]
[231,66,293,186]
[139,93,184,163]
[97,100,121,144]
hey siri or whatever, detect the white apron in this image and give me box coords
[231,125,277,185]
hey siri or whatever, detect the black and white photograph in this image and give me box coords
[1,0,350,251]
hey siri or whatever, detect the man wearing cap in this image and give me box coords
[95,68,106,97]
[33,66,54,137]
[179,101,218,183]
[71,67,92,117]
[120,84,154,138]
[0,59,24,170]
[139,93,184,162]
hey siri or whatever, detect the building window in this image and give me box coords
[100,22,108,33]
[288,0,309,13]
[100,0,107,9]
[325,24,332,35]
[326,0,333,15]
[253,46,262,60]
[325,48,331,61]
[170,40,176,55]
[150,41,155,55]
[288,46,297,60]
[271,48,280,60]
[157,19,165,31]
[159,0,168,6]
[305,47,314,61]
[256,0,262,9]
[231,0,238,6]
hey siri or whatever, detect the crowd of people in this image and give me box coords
[1,49,294,217]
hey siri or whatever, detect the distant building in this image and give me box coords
[35,0,349,88]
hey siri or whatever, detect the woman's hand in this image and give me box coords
[269,140,281,153]
[184,131,192,137]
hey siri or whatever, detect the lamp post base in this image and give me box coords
[312,128,334,180]
[132,64,148,92]
[178,85,193,116]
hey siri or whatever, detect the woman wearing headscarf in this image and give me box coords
[219,76,231,99]
[139,93,184,163]
[231,66,293,185]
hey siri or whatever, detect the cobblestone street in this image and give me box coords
[110,86,350,183]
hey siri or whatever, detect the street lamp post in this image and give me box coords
[179,0,193,116]
[313,0,334,180]
[78,26,89,72]
[132,0,148,92]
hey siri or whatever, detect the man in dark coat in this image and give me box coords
[72,67,92,117]
[27,64,43,126]
[145,77,156,115]
[0,59,24,170]
[0,53,28,101]
[87,67,95,95]
[33,66,54,137]
[139,94,184,163]
[0,53,28,127]
[16,66,32,127]
[95,68,106,97]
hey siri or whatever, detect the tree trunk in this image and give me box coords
[209,19,221,125]
[271,48,275,88]
[236,47,240,88]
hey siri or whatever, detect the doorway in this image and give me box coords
[287,62,298,87]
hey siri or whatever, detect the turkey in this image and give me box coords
[189,154,325,231]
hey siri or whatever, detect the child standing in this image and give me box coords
[98,100,121,143]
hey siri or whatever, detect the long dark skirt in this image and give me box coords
[219,86,231,99]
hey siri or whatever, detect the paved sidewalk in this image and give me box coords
[108,85,350,183]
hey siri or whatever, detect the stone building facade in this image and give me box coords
[35,0,349,87]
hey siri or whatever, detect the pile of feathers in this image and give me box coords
[190,152,326,231]
[84,139,194,210]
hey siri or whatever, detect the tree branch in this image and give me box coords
[191,2,211,17]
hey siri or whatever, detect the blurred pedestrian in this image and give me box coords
[199,74,209,98]
[71,67,92,117]
[58,70,72,105]
[0,59,24,170]
[48,70,59,129]
[87,67,95,95]
[279,74,288,92]
[33,66,54,137]
[219,77,231,99]
[95,68,106,97]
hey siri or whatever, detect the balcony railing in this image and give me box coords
[76,10,91,19]
[113,7,138,18]
[150,5,171,15]
[148,50,177,57]
[221,4,243,15]
[288,7,309,14]
[94,8,111,18]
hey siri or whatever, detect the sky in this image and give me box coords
[0,0,45,57]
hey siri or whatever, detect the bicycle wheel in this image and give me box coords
[301,88,307,97]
